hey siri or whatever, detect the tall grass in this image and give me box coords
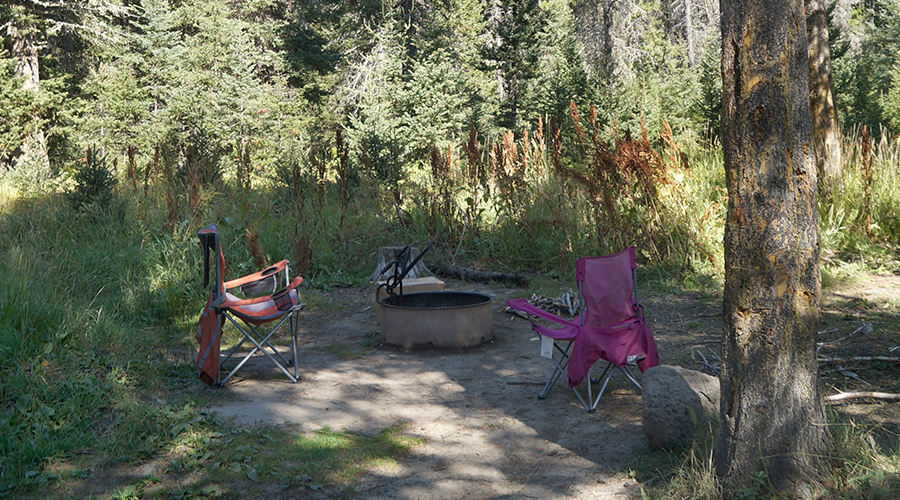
[0,189,208,496]
[821,126,900,254]
[1,116,897,496]
[392,113,729,278]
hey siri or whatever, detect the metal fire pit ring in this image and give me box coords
[379,291,493,349]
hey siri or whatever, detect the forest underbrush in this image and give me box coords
[1,127,898,498]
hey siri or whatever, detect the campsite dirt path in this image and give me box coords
[202,270,900,500]
[204,278,726,500]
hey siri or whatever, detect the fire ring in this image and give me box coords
[379,291,493,349]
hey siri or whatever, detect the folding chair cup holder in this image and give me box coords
[506,246,660,413]
[195,224,305,386]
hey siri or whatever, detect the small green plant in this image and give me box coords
[111,484,140,500]
[737,469,770,499]
[67,147,118,211]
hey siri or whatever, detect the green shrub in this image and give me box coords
[67,148,118,212]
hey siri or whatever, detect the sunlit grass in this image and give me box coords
[145,422,420,498]
[822,126,900,254]
[1,122,898,497]
[824,408,900,499]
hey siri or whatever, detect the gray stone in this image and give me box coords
[641,365,720,449]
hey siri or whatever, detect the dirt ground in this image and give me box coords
[202,277,727,500]
[42,267,899,500]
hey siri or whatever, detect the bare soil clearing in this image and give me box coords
[46,271,899,499]
[201,278,722,499]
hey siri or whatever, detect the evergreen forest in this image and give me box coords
[2,0,900,498]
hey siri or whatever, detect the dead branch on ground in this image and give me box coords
[826,391,900,402]
[818,356,900,365]
[433,264,529,286]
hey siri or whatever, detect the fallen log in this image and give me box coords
[826,391,900,403]
[818,356,900,365]
[433,264,529,286]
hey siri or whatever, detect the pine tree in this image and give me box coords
[0,0,129,185]
[480,0,547,130]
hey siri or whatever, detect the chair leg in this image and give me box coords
[290,308,299,381]
[583,363,613,412]
[587,364,615,412]
[587,364,643,412]
[220,335,250,367]
[539,340,572,400]
[538,340,595,413]
[619,364,642,391]
[218,312,299,385]
[536,342,644,414]
[244,325,299,383]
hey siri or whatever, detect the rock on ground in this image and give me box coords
[641,364,719,449]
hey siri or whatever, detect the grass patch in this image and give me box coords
[1,126,897,498]
[104,423,421,499]
[823,407,900,499]
[630,420,721,499]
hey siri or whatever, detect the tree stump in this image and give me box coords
[371,246,433,282]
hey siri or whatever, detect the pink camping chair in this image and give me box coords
[196,223,304,386]
[507,246,659,412]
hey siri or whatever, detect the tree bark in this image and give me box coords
[685,0,695,67]
[8,21,50,175]
[571,0,614,79]
[806,0,842,186]
[717,0,830,494]
[10,24,39,91]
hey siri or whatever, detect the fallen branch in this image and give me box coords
[505,308,530,320]
[826,391,900,403]
[818,356,900,365]
[835,366,871,386]
[692,347,721,375]
[433,264,529,286]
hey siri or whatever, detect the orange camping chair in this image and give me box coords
[196,223,304,386]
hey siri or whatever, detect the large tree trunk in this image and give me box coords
[806,0,842,187]
[8,22,50,176]
[10,24,39,91]
[717,0,830,494]
[685,0,695,67]
[571,0,614,78]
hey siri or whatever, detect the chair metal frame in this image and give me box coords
[216,291,302,386]
[509,247,657,413]
[197,224,304,386]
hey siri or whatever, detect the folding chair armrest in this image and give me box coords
[506,298,577,327]
[224,259,290,290]
[274,276,304,297]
